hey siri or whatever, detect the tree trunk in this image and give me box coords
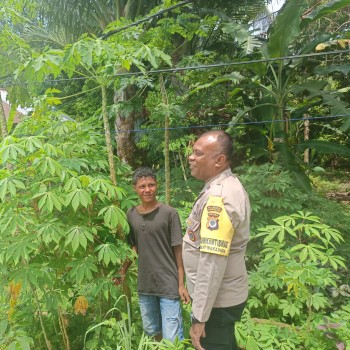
[114,84,137,167]
[303,114,310,164]
[101,85,117,186]
[0,100,8,138]
[159,74,171,205]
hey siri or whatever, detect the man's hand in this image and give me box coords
[190,322,206,350]
[112,270,125,286]
[178,285,191,304]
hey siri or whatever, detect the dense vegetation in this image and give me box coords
[0,0,350,349]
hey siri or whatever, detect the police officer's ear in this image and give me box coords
[215,153,227,167]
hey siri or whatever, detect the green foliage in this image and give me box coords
[0,113,134,349]
[1,0,350,348]
[237,212,350,350]
[0,318,34,350]
[84,295,192,350]
[226,0,350,179]
[236,164,308,232]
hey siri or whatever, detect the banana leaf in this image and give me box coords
[297,140,350,156]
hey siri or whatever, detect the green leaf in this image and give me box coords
[65,226,94,252]
[65,189,92,211]
[64,177,82,191]
[301,0,350,26]
[5,238,37,266]
[36,191,63,212]
[265,292,279,306]
[143,45,158,68]
[22,136,44,153]
[315,64,350,75]
[0,178,26,201]
[78,41,93,67]
[246,337,259,350]
[297,140,350,156]
[299,247,308,262]
[0,319,8,337]
[0,179,7,201]
[43,143,60,156]
[37,220,65,245]
[19,337,32,350]
[67,258,98,283]
[34,156,63,176]
[95,244,120,267]
[266,0,307,58]
[0,143,26,162]
[98,205,127,229]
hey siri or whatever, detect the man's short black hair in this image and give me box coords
[201,130,234,162]
[132,167,156,185]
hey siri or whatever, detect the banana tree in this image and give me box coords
[228,0,350,190]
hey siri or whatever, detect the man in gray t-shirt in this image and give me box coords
[117,167,190,342]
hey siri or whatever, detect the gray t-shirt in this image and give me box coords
[127,203,183,299]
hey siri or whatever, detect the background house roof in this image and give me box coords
[0,89,24,124]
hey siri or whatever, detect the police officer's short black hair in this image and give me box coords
[201,130,233,162]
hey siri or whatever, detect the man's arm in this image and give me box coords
[190,322,206,350]
[173,244,191,304]
[113,246,137,286]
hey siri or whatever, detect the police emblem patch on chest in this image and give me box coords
[188,230,196,241]
[186,218,199,242]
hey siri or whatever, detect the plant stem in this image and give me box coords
[58,307,71,350]
[32,287,53,350]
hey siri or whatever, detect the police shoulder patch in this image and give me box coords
[200,196,234,256]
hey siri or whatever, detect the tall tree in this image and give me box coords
[33,0,163,166]
[32,0,274,167]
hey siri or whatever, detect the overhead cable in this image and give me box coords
[100,0,192,40]
[11,114,350,138]
[1,49,349,88]
[113,114,350,134]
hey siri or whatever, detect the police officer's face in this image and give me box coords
[188,135,221,182]
[134,176,157,204]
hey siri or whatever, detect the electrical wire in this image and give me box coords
[1,49,349,88]
[109,49,350,77]
[100,0,193,40]
[11,114,350,138]
[113,114,350,134]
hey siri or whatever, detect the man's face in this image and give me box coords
[134,176,157,204]
[188,135,220,182]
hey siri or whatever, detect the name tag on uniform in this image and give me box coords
[200,196,234,256]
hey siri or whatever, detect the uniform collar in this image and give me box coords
[201,168,233,194]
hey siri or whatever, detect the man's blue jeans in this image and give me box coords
[138,294,184,342]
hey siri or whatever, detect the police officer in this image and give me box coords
[183,130,250,350]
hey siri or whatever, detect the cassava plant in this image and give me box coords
[84,295,192,350]
[0,112,136,349]
[236,212,349,350]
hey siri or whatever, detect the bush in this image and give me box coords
[237,212,349,350]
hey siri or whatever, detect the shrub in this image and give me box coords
[237,212,349,350]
